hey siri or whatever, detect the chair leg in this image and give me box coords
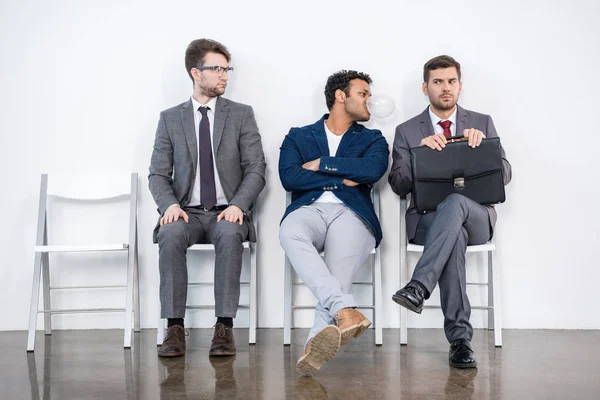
[249,243,257,345]
[157,316,165,346]
[490,250,503,347]
[41,252,51,335]
[27,253,43,352]
[487,251,495,331]
[133,233,140,333]
[374,248,383,346]
[399,252,408,346]
[41,219,52,335]
[283,256,292,346]
[124,247,135,348]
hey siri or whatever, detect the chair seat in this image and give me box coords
[188,242,250,251]
[318,248,376,256]
[34,244,129,253]
[406,242,495,253]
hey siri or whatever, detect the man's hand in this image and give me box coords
[217,205,244,225]
[160,205,189,226]
[343,179,359,187]
[463,128,485,148]
[302,158,321,171]
[420,134,447,151]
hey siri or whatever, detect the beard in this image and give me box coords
[201,85,226,98]
[430,95,457,111]
[346,103,370,122]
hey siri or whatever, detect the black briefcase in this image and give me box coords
[410,137,505,213]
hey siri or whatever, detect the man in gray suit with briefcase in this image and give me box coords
[388,55,512,368]
[149,38,266,357]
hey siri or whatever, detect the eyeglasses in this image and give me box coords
[194,66,234,75]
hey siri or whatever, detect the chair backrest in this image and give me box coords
[35,173,138,246]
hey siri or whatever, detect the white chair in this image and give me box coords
[27,173,140,351]
[156,215,258,345]
[399,196,502,347]
[283,184,383,346]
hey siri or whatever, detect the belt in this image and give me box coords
[190,204,229,212]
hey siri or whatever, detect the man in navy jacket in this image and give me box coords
[279,70,389,376]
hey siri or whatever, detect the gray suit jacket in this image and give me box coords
[149,96,266,243]
[388,105,512,241]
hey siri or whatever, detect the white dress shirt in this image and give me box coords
[429,106,458,137]
[187,96,228,207]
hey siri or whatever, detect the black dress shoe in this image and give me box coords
[449,339,477,368]
[392,281,425,313]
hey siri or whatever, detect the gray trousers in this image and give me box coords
[279,203,376,346]
[158,207,249,319]
[411,193,491,343]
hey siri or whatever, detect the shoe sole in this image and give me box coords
[158,350,185,357]
[296,326,341,377]
[340,318,372,346]
[449,361,478,369]
[392,294,423,314]
[209,350,236,356]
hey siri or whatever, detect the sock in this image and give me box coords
[167,318,184,328]
[217,317,233,328]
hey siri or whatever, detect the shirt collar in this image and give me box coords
[191,96,217,113]
[429,105,457,127]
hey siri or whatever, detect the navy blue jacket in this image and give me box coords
[279,115,389,246]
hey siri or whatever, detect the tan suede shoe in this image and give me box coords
[295,325,341,376]
[335,308,371,345]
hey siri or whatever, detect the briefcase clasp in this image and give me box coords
[454,177,465,189]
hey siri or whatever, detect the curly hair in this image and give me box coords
[324,70,372,110]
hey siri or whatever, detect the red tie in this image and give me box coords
[438,120,452,139]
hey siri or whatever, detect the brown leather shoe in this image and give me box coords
[335,308,371,345]
[295,325,341,376]
[209,322,236,356]
[158,325,187,357]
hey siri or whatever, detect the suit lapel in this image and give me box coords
[419,107,436,139]
[180,100,198,170]
[312,116,330,156]
[213,96,228,153]
[335,123,359,156]
[455,105,469,137]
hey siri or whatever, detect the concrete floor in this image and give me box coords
[2,328,599,399]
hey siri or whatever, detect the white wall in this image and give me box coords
[1,0,599,332]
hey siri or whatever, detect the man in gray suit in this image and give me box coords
[388,55,511,368]
[149,38,266,357]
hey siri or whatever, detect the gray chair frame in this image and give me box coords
[399,195,502,347]
[283,184,383,346]
[27,173,140,351]
[156,213,258,345]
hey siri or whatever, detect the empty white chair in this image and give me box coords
[27,173,140,351]
[399,196,502,347]
[283,184,383,346]
[156,220,258,345]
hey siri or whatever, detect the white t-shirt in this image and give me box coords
[315,121,344,204]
